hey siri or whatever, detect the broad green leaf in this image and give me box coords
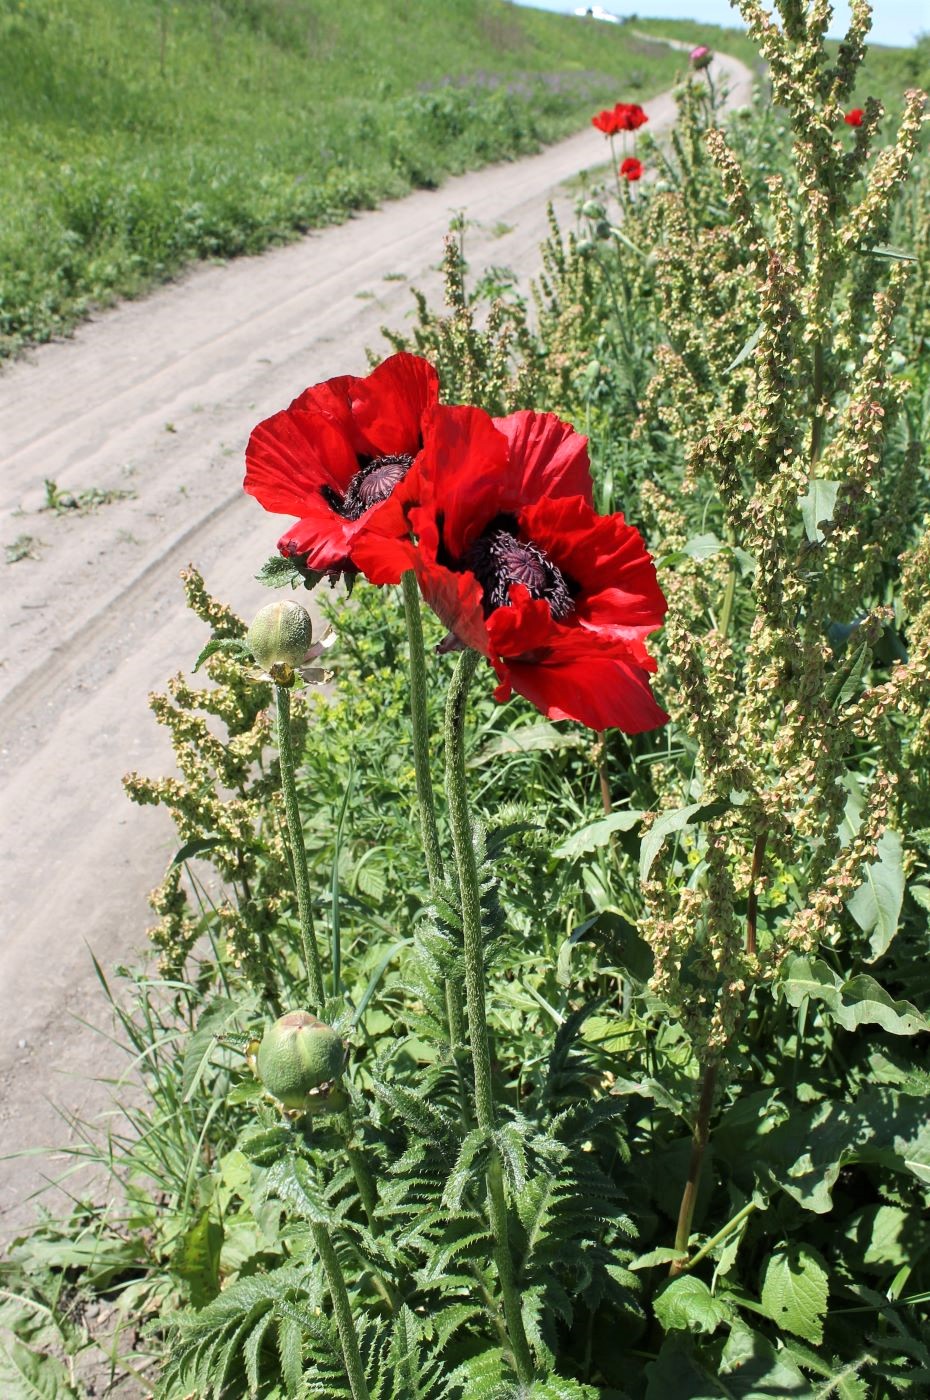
[682,532,725,560]
[645,1335,722,1399]
[847,828,904,961]
[629,1246,689,1272]
[171,834,226,866]
[645,1327,812,1398]
[654,1275,730,1334]
[799,479,840,543]
[171,1208,224,1308]
[640,801,727,883]
[557,909,653,985]
[760,1246,829,1343]
[226,1076,264,1105]
[778,956,927,1036]
[553,809,642,859]
[192,635,251,672]
[848,1204,913,1270]
[825,639,871,710]
[910,884,930,912]
[718,1323,813,1395]
[0,1340,80,1400]
[471,721,583,766]
[748,1086,930,1210]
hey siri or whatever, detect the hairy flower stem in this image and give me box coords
[444,649,534,1384]
[274,684,326,1009]
[401,571,445,894]
[310,1222,372,1400]
[669,1061,718,1276]
[401,572,468,1057]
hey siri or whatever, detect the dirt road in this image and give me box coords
[0,50,753,1240]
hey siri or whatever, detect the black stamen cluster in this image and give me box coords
[323,453,413,520]
[465,517,575,620]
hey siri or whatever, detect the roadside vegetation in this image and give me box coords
[2,3,929,1397]
[0,0,683,358]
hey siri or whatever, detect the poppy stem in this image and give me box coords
[310,1222,372,1400]
[402,571,468,1059]
[444,649,535,1384]
[401,570,445,894]
[274,683,326,1010]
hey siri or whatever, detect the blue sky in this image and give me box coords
[509,1,925,48]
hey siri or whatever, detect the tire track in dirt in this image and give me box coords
[0,51,754,1240]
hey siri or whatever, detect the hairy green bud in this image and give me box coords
[254,1010,346,1110]
[247,600,313,671]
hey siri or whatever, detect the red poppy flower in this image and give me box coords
[592,102,649,135]
[844,107,864,126]
[243,352,439,579]
[620,157,644,182]
[371,404,668,733]
[592,107,623,135]
[617,102,648,131]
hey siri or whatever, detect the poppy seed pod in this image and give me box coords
[247,600,313,670]
[255,1010,346,1110]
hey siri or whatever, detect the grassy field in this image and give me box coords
[0,0,682,357]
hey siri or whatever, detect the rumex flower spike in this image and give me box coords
[244,352,439,581]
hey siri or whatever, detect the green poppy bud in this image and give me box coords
[254,1010,346,1110]
[247,600,313,671]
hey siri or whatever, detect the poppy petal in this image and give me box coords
[492,410,594,506]
[499,649,669,732]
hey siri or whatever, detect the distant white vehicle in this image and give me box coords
[572,5,623,22]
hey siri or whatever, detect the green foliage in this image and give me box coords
[4,5,930,1397]
[0,0,681,357]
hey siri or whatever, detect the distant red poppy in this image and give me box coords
[244,353,438,580]
[620,157,644,182]
[618,102,649,132]
[844,107,864,126]
[592,107,623,135]
[385,405,669,733]
[592,101,649,135]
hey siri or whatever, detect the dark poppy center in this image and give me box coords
[323,453,414,521]
[464,517,575,620]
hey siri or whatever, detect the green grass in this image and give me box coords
[0,0,682,357]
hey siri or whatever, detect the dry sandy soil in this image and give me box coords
[0,50,753,1250]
